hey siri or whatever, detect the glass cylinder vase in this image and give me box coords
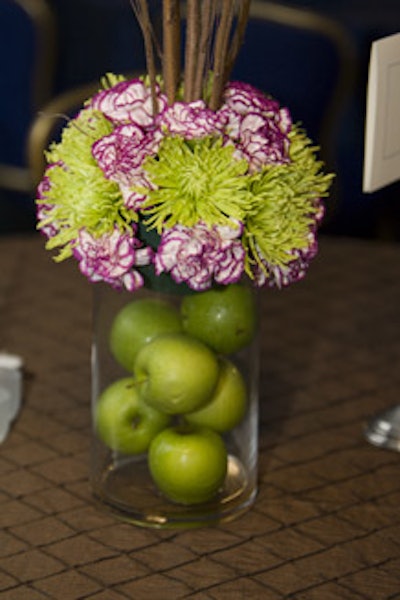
[91,279,259,528]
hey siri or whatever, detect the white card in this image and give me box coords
[363,32,400,193]
[0,353,23,444]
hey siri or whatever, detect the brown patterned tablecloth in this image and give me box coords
[1,232,400,599]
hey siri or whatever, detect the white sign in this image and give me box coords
[363,32,400,193]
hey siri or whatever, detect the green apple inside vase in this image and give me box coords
[181,283,257,355]
[185,357,247,433]
[134,332,220,415]
[148,425,228,505]
[95,377,170,454]
[109,298,182,372]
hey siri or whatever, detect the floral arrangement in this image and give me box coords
[36,1,333,293]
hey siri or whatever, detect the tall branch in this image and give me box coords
[129,0,251,110]
[225,0,251,82]
[130,0,158,115]
[192,0,216,101]
[183,0,201,102]
[162,0,181,104]
[210,0,235,110]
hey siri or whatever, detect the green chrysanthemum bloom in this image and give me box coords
[38,109,133,262]
[99,72,127,90]
[138,136,252,232]
[244,126,333,277]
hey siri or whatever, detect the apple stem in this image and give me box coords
[176,415,188,429]
[128,377,148,388]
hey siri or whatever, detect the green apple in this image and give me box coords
[185,357,247,432]
[134,333,220,414]
[148,425,227,505]
[181,284,257,355]
[95,377,170,454]
[109,298,182,372]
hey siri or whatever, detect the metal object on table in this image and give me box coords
[365,404,400,451]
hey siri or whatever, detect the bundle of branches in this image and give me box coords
[131,0,251,111]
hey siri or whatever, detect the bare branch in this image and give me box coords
[210,0,235,110]
[130,0,158,114]
[225,0,251,82]
[162,0,181,104]
[184,0,201,102]
[193,0,216,101]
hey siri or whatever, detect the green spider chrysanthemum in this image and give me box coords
[99,72,127,90]
[244,126,334,276]
[138,136,252,232]
[38,108,134,262]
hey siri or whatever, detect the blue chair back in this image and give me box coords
[232,1,356,174]
[0,0,55,170]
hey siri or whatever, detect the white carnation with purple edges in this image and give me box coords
[154,221,245,291]
[220,82,292,171]
[73,227,153,292]
[91,79,168,127]
[92,123,160,210]
[157,100,227,138]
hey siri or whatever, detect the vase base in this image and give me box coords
[92,453,257,529]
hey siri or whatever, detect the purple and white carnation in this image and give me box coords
[92,124,159,180]
[92,123,160,209]
[36,165,61,239]
[91,78,168,127]
[157,100,227,138]
[254,231,319,289]
[222,81,282,117]
[154,221,245,291]
[73,227,153,292]
[220,81,292,171]
[37,202,59,240]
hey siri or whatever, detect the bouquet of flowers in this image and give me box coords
[36,1,333,294]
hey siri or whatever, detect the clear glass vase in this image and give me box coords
[91,279,259,528]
